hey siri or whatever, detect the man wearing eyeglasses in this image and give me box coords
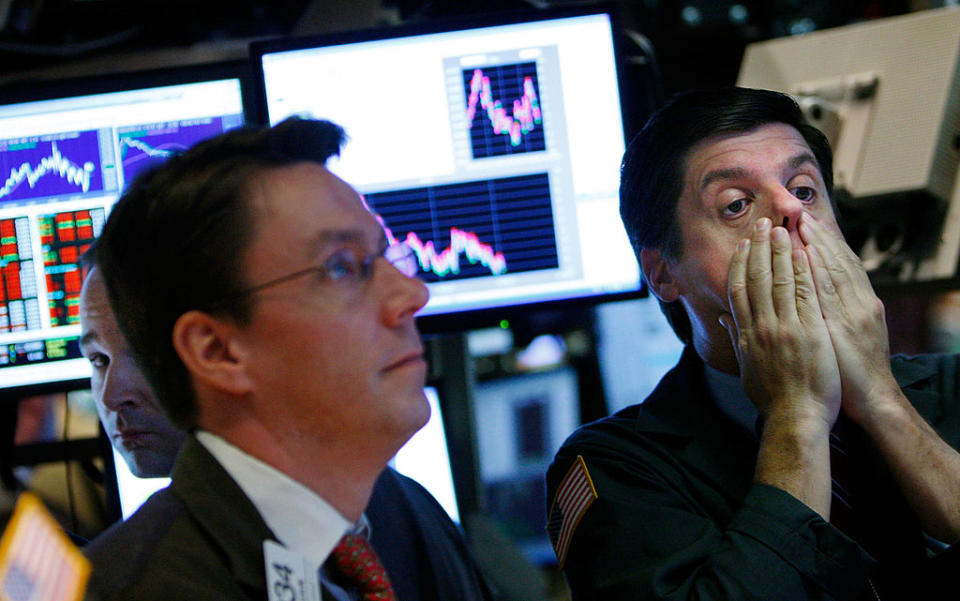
[81,117,491,601]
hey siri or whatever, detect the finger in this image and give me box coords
[805,243,845,321]
[792,246,823,327]
[770,226,796,321]
[746,218,775,322]
[727,237,752,332]
[718,312,742,370]
[798,216,861,308]
[799,213,872,298]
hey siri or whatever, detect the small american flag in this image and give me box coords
[547,455,597,568]
[0,492,90,601]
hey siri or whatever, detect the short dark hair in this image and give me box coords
[80,238,99,271]
[94,117,347,429]
[619,87,834,345]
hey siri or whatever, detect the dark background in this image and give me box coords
[0,0,928,97]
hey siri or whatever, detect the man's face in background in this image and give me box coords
[79,268,185,478]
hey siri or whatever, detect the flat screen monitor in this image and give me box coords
[253,8,643,331]
[0,63,253,398]
[111,386,460,522]
[738,7,960,284]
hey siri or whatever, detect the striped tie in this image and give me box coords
[330,533,397,601]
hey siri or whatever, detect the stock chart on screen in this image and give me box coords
[0,73,246,394]
[256,9,641,326]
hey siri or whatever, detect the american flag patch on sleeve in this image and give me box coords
[547,455,597,568]
[0,492,91,601]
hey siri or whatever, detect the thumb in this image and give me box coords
[718,313,741,363]
[718,312,735,340]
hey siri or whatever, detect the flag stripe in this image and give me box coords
[558,487,592,548]
[0,493,91,601]
[556,479,590,552]
[547,455,597,568]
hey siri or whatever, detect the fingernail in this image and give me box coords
[755,218,770,232]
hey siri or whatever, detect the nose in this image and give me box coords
[770,187,805,243]
[99,362,138,412]
[376,258,430,327]
[771,187,806,227]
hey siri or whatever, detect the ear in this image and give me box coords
[172,310,252,397]
[640,247,680,303]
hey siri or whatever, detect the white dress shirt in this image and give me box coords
[195,430,351,574]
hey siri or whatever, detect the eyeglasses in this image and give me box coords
[219,242,420,305]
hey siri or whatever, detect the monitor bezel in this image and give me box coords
[0,60,260,122]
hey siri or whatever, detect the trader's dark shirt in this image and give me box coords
[547,347,960,600]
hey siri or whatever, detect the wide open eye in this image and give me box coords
[792,186,816,202]
[723,198,748,217]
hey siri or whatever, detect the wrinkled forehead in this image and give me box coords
[681,123,817,184]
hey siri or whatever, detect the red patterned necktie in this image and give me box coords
[330,533,397,601]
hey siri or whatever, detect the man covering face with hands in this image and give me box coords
[547,87,960,601]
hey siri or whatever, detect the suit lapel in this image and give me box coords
[170,435,278,593]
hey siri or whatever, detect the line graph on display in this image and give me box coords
[382,223,508,278]
[464,62,546,159]
[365,173,558,283]
[118,118,229,187]
[0,131,104,204]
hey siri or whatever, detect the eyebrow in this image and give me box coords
[699,167,746,191]
[788,152,819,172]
[699,152,821,192]
[78,331,98,352]
[306,228,388,259]
[307,230,366,253]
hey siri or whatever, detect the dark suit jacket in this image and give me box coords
[547,347,960,601]
[84,435,492,601]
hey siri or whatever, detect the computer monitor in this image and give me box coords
[738,7,960,284]
[253,7,643,331]
[389,386,460,523]
[0,63,254,398]
[473,367,579,563]
[110,386,460,522]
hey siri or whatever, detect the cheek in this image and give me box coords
[91,377,108,411]
[808,200,839,224]
[288,321,373,385]
[701,261,734,303]
[681,241,737,295]
[90,373,104,395]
